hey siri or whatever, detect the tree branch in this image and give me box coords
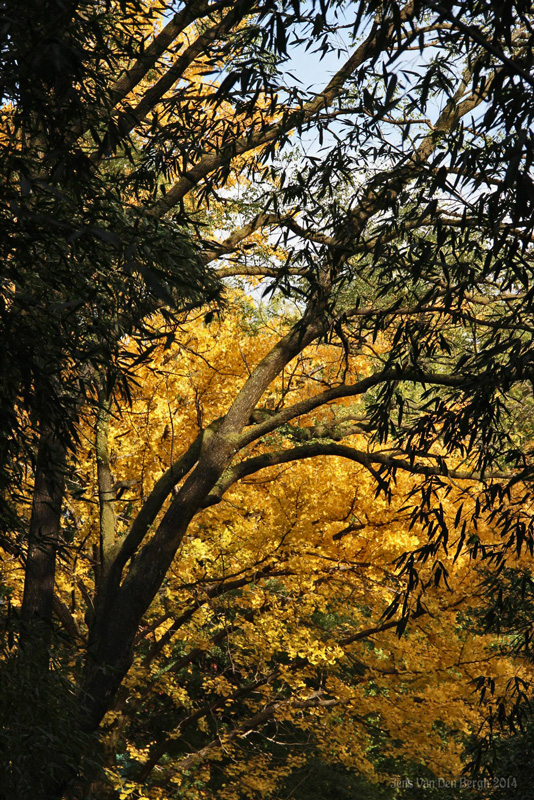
[107,419,224,593]
[138,689,340,784]
[238,367,469,449]
[205,441,513,507]
[94,4,247,162]
[107,1,232,113]
[151,0,418,217]
[426,2,534,90]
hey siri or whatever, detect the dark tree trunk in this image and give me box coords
[20,426,66,662]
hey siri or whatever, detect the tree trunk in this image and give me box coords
[20,426,66,663]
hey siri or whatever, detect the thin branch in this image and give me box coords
[142,563,281,666]
[136,670,279,782]
[202,212,292,264]
[107,419,223,592]
[138,690,340,784]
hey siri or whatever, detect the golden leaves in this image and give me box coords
[35,294,527,798]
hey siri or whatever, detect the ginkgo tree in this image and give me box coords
[2,0,534,797]
[4,298,525,799]
[90,303,528,799]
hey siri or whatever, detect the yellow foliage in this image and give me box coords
[30,293,526,799]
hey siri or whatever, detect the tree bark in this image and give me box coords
[20,426,66,663]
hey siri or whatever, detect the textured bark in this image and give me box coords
[20,427,66,662]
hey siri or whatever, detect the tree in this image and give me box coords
[2,0,534,796]
[2,300,517,798]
